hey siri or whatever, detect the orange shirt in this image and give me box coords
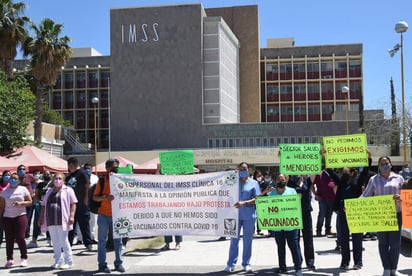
[93,175,112,217]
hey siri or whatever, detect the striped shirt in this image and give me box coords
[362,172,404,212]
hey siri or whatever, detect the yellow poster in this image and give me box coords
[345,195,398,233]
[323,133,368,168]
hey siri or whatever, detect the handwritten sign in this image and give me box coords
[345,195,398,233]
[323,133,368,168]
[279,143,321,175]
[159,150,194,175]
[256,195,302,231]
[110,171,239,238]
[401,190,412,228]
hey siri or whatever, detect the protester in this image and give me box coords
[310,158,337,237]
[224,161,260,273]
[268,178,303,276]
[161,236,182,250]
[35,170,53,246]
[0,170,11,247]
[26,169,42,248]
[361,156,404,276]
[38,172,77,269]
[93,158,125,273]
[0,172,32,268]
[65,157,93,250]
[253,169,264,236]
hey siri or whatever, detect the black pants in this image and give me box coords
[300,211,315,267]
[68,202,92,247]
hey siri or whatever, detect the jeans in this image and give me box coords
[337,210,362,266]
[165,235,182,244]
[226,218,255,267]
[25,202,41,239]
[48,225,72,265]
[377,212,402,270]
[69,202,92,247]
[274,230,302,271]
[97,214,122,269]
[300,212,315,266]
[316,198,334,233]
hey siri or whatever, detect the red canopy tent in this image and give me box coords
[3,145,68,173]
[0,155,21,173]
[93,155,139,174]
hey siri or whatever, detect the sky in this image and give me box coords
[19,0,412,112]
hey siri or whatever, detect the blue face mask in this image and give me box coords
[17,169,25,177]
[239,170,249,178]
[9,179,19,187]
[379,164,392,173]
[3,175,10,182]
[86,169,91,176]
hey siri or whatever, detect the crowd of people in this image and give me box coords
[0,154,409,276]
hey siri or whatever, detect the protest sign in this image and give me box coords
[401,190,412,228]
[345,195,398,233]
[159,150,194,175]
[323,133,368,168]
[256,195,302,231]
[279,143,321,175]
[117,166,133,174]
[110,171,239,238]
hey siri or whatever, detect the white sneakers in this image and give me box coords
[224,265,235,272]
[244,265,252,272]
[51,262,73,269]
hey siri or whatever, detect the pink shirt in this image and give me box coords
[0,186,30,218]
[41,185,78,232]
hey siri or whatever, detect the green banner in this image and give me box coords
[159,150,194,175]
[118,166,133,174]
[323,133,368,168]
[279,143,321,175]
[345,195,398,233]
[256,195,302,230]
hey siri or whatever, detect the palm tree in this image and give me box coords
[0,0,30,80]
[22,18,72,143]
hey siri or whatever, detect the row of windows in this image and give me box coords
[54,70,110,89]
[208,136,322,148]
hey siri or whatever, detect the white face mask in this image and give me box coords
[256,176,262,182]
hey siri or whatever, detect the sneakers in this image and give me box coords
[295,269,303,276]
[5,260,14,268]
[20,259,28,267]
[353,264,362,270]
[339,264,349,270]
[60,263,73,269]
[27,241,38,248]
[161,243,170,250]
[274,267,287,273]
[47,239,53,247]
[86,244,93,251]
[98,266,111,273]
[51,262,62,269]
[175,243,181,250]
[224,265,235,272]
[115,264,126,273]
[243,265,252,272]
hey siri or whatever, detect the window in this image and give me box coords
[208,139,213,148]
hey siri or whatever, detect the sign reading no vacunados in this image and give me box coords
[255,195,303,231]
[279,143,321,175]
[109,171,240,239]
[323,133,368,168]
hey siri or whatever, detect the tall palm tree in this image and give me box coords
[0,0,30,80]
[22,18,72,143]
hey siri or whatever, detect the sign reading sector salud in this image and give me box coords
[323,133,368,168]
[279,143,321,175]
[345,195,398,233]
[255,195,302,231]
[109,171,239,239]
[159,150,194,175]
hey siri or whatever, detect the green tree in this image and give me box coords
[0,0,30,80]
[22,18,72,143]
[43,104,73,127]
[0,70,35,153]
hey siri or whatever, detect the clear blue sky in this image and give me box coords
[20,0,412,112]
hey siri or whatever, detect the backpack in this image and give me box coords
[89,176,105,214]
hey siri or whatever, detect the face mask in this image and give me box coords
[9,179,19,187]
[110,167,118,174]
[17,169,25,177]
[85,169,91,176]
[34,174,40,180]
[43,175,51,181]
[256,176,262,182]
[239,170,249,178]
[54,179,63,187]
[264,178,271,183]
[3,175,10,182]
[380,164,392,173]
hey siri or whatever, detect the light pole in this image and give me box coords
[389,20,408,163]
[92,97,99,174]
[342,86,350,134]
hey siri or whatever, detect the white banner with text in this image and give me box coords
[109,171,239,238]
